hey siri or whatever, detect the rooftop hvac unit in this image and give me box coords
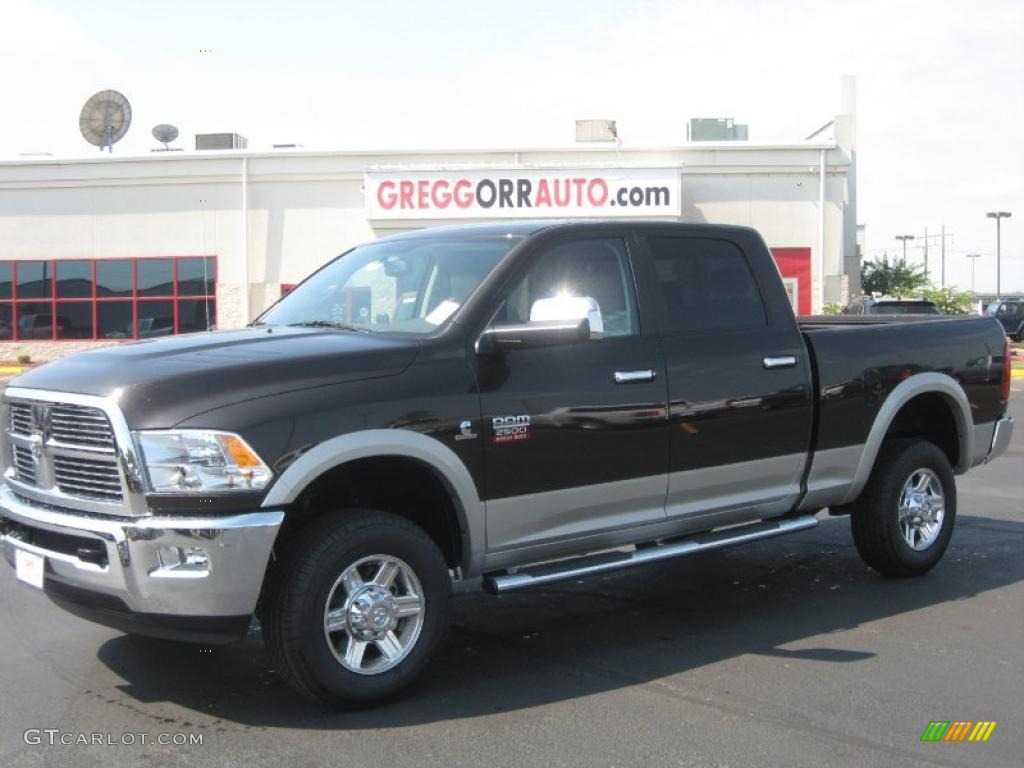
[195,132,248,150]
[575,119,618,142]
[688,118,748,142]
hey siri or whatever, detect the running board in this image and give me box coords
[482,515,818,594]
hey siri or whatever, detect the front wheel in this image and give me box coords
[849,439,957,577]
[263,509,451,708]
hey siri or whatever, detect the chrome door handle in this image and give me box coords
[763,355,798,369]
[614,369,656,384]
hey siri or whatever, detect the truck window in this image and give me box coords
[648,237,767,333]
[258,236,518,336]
[500,237,639,337]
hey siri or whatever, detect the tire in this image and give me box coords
[263,509,451,708]
[849,439,957,577]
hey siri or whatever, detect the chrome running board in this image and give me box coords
[482,514,819,594]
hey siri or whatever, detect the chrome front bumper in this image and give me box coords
[0,484,283,623]
[986,416,1014,464]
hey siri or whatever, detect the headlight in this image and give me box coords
[134,430,273,493]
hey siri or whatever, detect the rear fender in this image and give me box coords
[840,372,972,505]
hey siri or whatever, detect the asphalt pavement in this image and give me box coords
[1,391,1022,768]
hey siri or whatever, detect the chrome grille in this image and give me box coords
[11,444,36,484]
[9,403,32,435]
[5,398,125,507]
[50,405,115,449]
[54,455,122,501]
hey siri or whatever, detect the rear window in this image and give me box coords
[647,237,767,333]
[873,302,939,315]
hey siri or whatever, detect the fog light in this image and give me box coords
[152,545,210,578]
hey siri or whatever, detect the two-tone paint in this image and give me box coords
[2,221,1013,641]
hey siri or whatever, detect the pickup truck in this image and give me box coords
[0,221,1014,708]
[987,299,1024,341]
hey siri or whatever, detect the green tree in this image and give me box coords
[860,254,928,296]
[920,286,976,315]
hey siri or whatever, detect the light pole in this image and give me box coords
[965,253,982,293]
[895,234,915,264]
[986,211,1011,300]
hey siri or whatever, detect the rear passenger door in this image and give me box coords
[637,230,813,525]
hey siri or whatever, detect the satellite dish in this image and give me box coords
[152,123,179,148]
[79,90,132,152]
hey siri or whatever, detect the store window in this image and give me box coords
[0,256,216,342]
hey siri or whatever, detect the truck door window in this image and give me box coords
[501,237,639,337]
[648,237,767,333]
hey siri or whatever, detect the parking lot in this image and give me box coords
[1,388,1021,768]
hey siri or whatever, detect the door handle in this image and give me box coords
[614,369,656,384]
[763,355,798,369]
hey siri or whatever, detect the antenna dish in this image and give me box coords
[79,90,132,152]
[152,124,179,148]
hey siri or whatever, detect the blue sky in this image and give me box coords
[1,0,1022,290]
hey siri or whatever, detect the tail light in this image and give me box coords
[1000,339,1011,402]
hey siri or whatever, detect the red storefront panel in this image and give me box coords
[770,247,812,315]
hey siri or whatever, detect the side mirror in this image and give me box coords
[529,296,604,340]
[475,296,604,355]
[476,318,591,354]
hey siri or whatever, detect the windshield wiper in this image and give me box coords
[286,320,369,332]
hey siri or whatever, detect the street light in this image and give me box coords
[895,234,915,263]
[965,253,982,293]
[986,211,1011,300]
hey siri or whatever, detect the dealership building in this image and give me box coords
[0,98,858,360]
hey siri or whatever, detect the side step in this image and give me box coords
[482,514,818,594]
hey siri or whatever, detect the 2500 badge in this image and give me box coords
[492,415,531,444]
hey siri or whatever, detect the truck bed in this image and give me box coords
[798,314,977,329]
[798,314,1007,463]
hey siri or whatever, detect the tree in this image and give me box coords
[860,254,928,296]
[920,286,976,315]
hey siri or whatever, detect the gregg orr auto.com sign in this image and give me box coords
[365,169,681,219]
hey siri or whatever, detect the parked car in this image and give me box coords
[16,313,70,339]
[1,221,1014,708]
[987,299,1024,341]
[137,316,175,338]
[842,296,941,315]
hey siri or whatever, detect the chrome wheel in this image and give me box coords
[898,468,945,551]
[323,554,425,675]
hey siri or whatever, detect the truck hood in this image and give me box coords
[9,327,420,428]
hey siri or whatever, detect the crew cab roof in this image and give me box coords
[375,220,760,242]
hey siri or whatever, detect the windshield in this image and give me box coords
[256,235,519,335]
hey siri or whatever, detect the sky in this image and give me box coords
[1,0,1021,291]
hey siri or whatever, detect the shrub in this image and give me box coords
[16,354,31,364]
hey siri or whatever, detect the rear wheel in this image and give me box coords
[263,509,450,708]
[849,439,957,577]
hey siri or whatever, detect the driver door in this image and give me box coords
[476,232,669,553]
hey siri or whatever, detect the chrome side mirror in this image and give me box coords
[529,296,604,340]
[474,295,605,355]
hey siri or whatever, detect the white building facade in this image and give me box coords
[0,117,857,360]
